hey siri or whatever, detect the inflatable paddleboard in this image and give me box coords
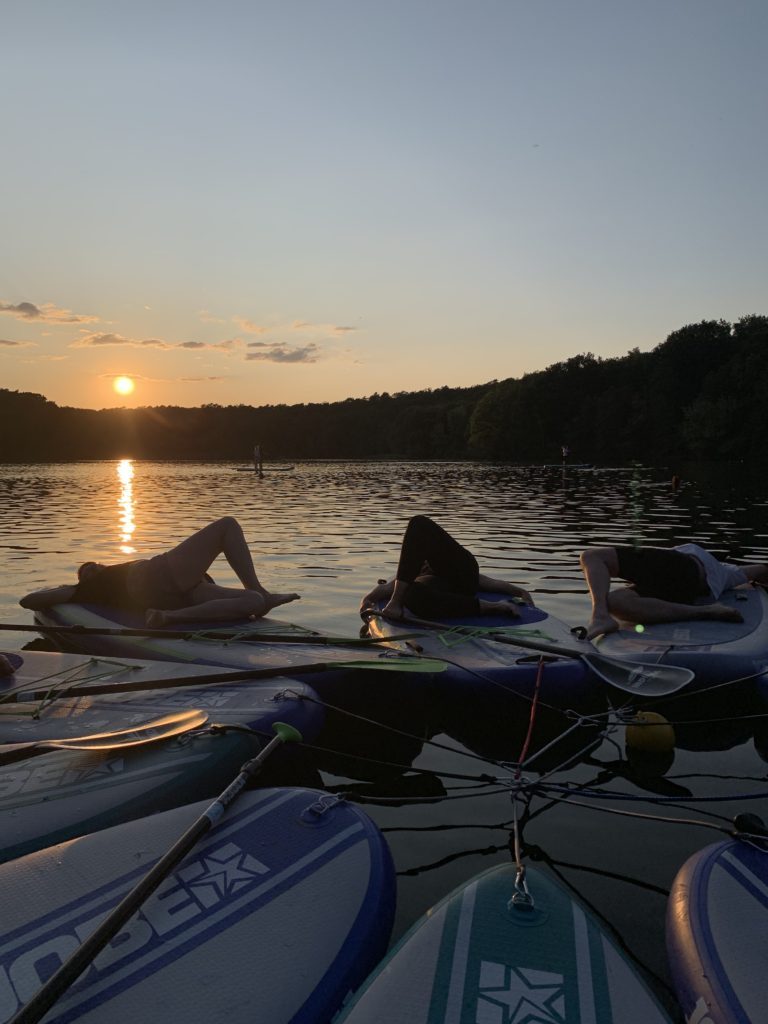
[337,861,673,1022]
[597,586,768,691]
[0,787,395,1023]
[365,595,599,707]
[32,606,432,705]
[667,838,768,1024]
[0,681,321,742]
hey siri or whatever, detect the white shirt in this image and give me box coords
[674,543,748,599]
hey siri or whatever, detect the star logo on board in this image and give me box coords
[475,960,566,1024]
[179,842,270,907]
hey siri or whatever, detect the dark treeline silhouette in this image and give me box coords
[2,315,766,463]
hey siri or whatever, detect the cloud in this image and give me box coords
[0,300,99,324]
[290,320,356,335]
[245,341,321,363]
[72,333,239,351]
[233,316,269,334]
[98,372,228,383]
[1,338,35,347]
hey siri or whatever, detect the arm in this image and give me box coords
[19,584,78,610]
[477,574,534,606]
[360,577,395,610]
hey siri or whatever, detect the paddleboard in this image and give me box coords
[31,605,436,705]
[0,787,395,1023]
[234,466,294,472]
[666,837,768,1024]
[597,585,768,690]
[365,594,599,707]
[337,861,673,1022]
[0,652,323,743]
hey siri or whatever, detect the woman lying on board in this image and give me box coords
[360,514,533,622]
[20,516,300,626]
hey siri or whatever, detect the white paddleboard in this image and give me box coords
[338,862,674,1023]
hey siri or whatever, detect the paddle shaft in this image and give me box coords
[10,723,301,1024]
[5,654,441,702]
[0,621,424,646]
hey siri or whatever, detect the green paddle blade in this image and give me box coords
[336,658,447,673]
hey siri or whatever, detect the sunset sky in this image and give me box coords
[2,1,767,410]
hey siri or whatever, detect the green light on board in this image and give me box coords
[634,624,645,633]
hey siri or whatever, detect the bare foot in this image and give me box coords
[698,603,743,624]
[585,613,620,641]
[145,608,168,627]
[262,592,301,612]
[480,599,520,617]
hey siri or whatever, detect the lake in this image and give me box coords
[2,459,768,1019]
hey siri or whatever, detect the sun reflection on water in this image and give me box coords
[117,459,136,554]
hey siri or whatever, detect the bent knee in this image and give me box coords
[580,546,618,571]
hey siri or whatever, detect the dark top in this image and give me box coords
[73,562,142,610]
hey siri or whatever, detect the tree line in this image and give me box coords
[2,315,765,463]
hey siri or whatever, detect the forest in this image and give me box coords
[2,315,766,464]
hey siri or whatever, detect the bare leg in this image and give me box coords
[146,582,299,626]
[580,547,622,640]
[163,517,265,592]
[608,588,743,627]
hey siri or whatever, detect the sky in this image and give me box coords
[2,0,767,410]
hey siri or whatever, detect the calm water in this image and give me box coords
[2,459,768,1018]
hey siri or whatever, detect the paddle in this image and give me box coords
[367,611,695,697]
[10,721,302,1024]
[0,621,427,646]
[3,654,447,703]
[0,709,209,765]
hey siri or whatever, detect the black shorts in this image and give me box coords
[614,546,706,604]
[127,554,212,611]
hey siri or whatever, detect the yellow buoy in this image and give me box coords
[625,711,676,754]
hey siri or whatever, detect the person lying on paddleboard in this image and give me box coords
[360,515,533,622]
[19,516,300,626]
[580,543,768,641]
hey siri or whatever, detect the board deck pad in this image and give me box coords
[337,862,674,1023]
[0,787,395,1024]
[667,838,768,1024]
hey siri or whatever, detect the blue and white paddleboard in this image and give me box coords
[0,787,395,1024]
[0,651,323,744]
[597,586,768,691]
[366,595,599,707]
[337,862,674,1023]
[0,682,320,863]
[666,838,768,1024]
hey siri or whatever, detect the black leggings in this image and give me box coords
[396,516,480,619]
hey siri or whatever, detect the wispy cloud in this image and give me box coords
[0,338,35,347]
[290,320,357,335]
[98,372,228,383]
[0,301,99,324]
[233,316,270,334]
[72,333,239,351]
[245,341,321,363]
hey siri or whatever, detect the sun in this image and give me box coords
[113,376,135,396]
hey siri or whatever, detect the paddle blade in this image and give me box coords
[583,654,694,696]
[0,709,210,764]
[336,658,447,674]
